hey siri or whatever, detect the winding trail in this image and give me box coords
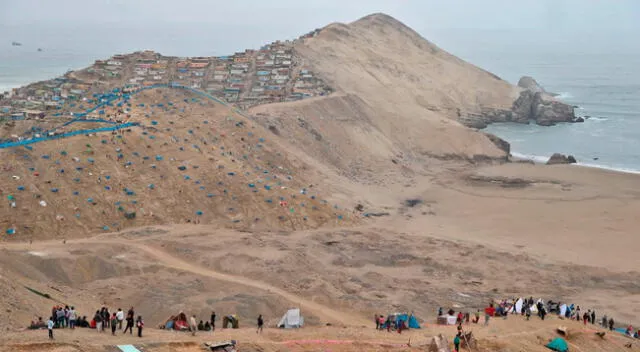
[0,235,369,327]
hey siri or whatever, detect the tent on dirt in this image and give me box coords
[163,312,189,331]
[382,313,421,329]
[546,337,569,352]
[278,308,304,328]
[222,315,239,329]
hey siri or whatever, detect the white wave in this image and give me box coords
[555,92,573,100]
[586,116,608,121]
[510,152,549,164]
[512,152,640,174]
[576,162,640,175]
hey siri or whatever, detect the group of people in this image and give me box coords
[40,305,144,340]
[188,312,264,335]
[374,315,410,333]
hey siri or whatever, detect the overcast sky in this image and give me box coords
[2,0,639,31]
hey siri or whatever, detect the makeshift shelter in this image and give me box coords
[546,337,569,352]
[559,304,568,317]
[382,313,421,329]
[222,315,239,329]
[277,308,304,328]
[163,312,189,331]
[428,334,451,352]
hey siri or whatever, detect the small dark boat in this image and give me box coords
[12,41,22,46]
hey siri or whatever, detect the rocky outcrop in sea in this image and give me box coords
[460,76,577,128]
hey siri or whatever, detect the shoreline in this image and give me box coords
[510,151,640,175]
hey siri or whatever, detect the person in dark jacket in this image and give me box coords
[210,311,216,331]
[609,317,615,331]
[136,316,144,337]
[124,307,135,334]
[257,315,264,334]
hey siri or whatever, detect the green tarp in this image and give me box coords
[546,337,568,352]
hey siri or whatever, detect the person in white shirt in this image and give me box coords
[47,317,54,339]
[116,308,124,330]
[190,315,197,336]
[68,307,77,329]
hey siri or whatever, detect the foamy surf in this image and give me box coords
[512,152,640,175]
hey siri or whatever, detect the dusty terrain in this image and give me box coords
[0,13,639,352]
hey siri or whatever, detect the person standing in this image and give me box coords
[103,307,110,329]
[257,315,264,334]
[609,317,615,331]
[111,313,118,335]
[210,311,216,331]
[591,310,596,325]
[190,315,198,336]
[124,308,134,335]
[116,308,124,330]
[68,306,77,329]
[94,310,103,332]
[375,314,380,330]
[525,305,532,321]
[474,310,480,324]
[453,332,461,352]
[47,316,54,340]
[136,316,144,337]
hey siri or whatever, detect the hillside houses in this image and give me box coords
[1,42,334,120]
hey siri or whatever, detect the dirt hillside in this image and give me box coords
[0,88,354,240]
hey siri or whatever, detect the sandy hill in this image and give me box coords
[0,13,638,352]
[0,88,354,240]
[250,13,517,180]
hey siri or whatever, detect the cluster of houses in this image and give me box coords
[1,39,333,121]
[0,75,100,121]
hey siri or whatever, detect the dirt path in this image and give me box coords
[0,236,369,327]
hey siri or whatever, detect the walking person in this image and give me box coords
[210,311,216,331]
[123,309,134,335]
[257,314,264,334]
[484,304,495,326]
[136,316,144,337]
[453,332,461,352]
[111,313,118,335]
[190,315,198,336]
[525,305,532,321]
[47,316,54,340]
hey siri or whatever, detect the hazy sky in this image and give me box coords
[2,0,639,31]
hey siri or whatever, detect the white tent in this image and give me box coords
[559,304,568,317]
[278,308,304,328]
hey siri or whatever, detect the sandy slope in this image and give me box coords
[1,13,639,352]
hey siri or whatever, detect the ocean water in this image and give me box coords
[1,25,639,172]
[427,29,640,173]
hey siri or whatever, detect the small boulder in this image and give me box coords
[573,117,585,123]
[547,153,577,165]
